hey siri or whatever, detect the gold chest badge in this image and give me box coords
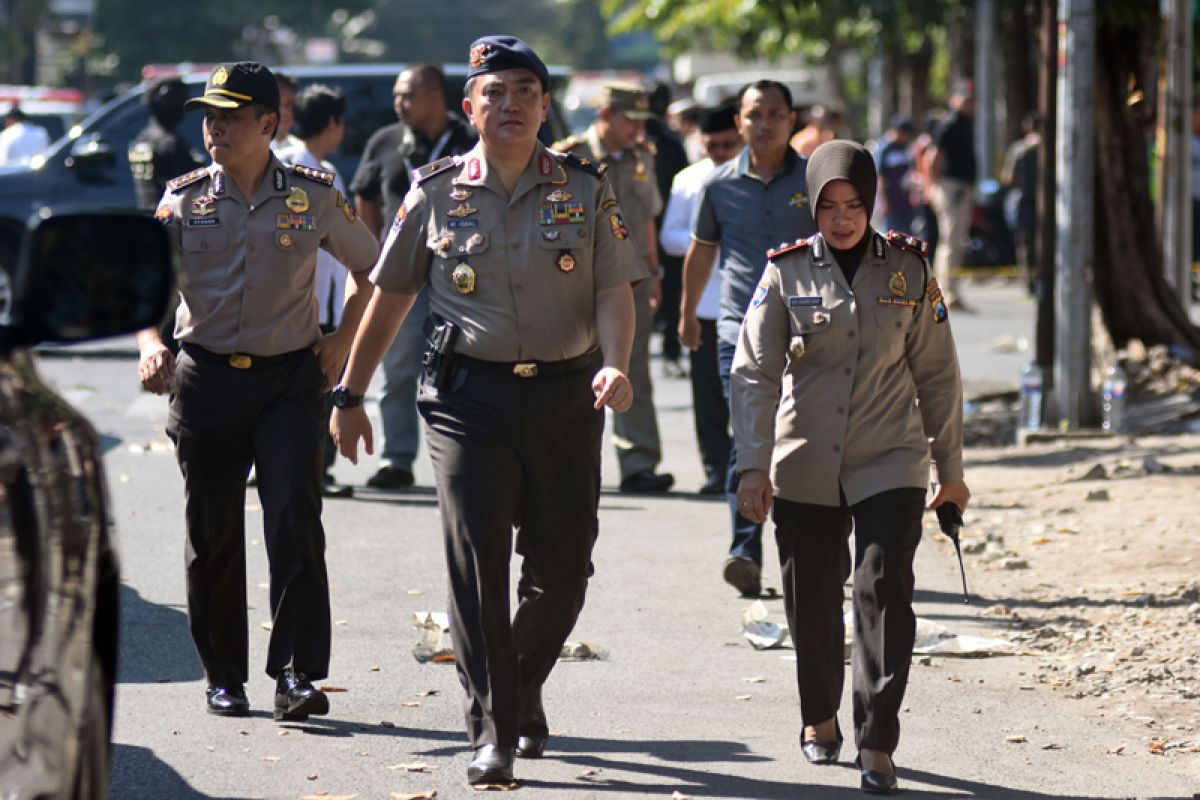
[545,189,573,203]
[286,187,309,213]
[888,271,907,297]
[451,262,476,294]
[447,204,478,219]
[557,252,576,272]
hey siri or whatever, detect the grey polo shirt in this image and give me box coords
[692,147,816,346]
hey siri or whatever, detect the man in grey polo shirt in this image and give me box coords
[679,79,816,597]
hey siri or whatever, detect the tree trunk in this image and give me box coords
[1092,9,1200,354]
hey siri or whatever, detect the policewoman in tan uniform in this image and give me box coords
[731,141,970,795]
[136,62,380,721]
[554,86,673,493]
[331,36,644,787]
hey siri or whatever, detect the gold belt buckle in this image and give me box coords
[228,354,252,369]
[512,362,538,378]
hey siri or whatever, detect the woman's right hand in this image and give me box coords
[736,469,774,524]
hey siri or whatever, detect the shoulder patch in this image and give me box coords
[767,237,812,260]
[413,155,458,186]
[165,167,208,193]
[289,163,336,186]
[551,134,585,153]
[555,151,606,179]
[885,230,929,258]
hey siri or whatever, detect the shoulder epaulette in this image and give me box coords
[166,167,208,192]
[551,134,585,154]
[289,163,336,186]
[767,237,812,260]
[640,139,658,157]
[885,230,930,258]
[555,150,606,179]
[413,155,458,186]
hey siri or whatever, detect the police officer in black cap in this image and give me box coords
[129,77,206,212]
[333,35,644,787]
[137,61,380,722]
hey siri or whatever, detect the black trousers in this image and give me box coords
[419,359,604,748]
[167,347,330,687]
[773,487,925,755]
[657,251,683,361]
[688,318,730,479]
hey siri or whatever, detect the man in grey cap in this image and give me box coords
[136,61,380,722]
[555,84,673,494]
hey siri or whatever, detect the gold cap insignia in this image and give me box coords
[212,66,228,86]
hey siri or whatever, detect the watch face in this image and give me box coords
[332,387,360,408]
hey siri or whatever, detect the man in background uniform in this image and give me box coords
[129,77,206,212]
[926,82,977,310]
[555,84,673,494]
[350,63,476,490]
[332,36,642,787]
[136,62,379,721]
[679,79,815,597]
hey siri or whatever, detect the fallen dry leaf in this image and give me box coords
[401,701,421,708]
[391,792,437,800]
[734,694,752,701]
[1040,743,1063,750]
[307,773,318,780]
[387,762,439,772]
[1148,738,1168,756]
[417,690,439,697]
[470,780,518,791]
[1005,735,1027,744]
[407,588,425,596]
[319,685,348,693]
[263,755,281,762]
[579,768,601,777]
[369,665,381,672]
[741,676,766,684]
[1106,744,1126,755]
[260,622,273,631]
[279,730,290,736]
[336,620,349,626]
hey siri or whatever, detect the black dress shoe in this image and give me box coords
[722,555,761,597]
[205,685,249,717]
[857,754,899,795]
[516,734,548,759]
[619,469,674,493]
[467,744,514,785]
[321,473,353,498]
[698,471,724,496]
[366,465,414,490]
[802,738,842,764]
[274,668,330,721]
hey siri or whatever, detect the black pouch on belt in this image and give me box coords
[422,317,461,390]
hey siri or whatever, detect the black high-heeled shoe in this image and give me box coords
[801,720,843,765]
[856,753,899,795]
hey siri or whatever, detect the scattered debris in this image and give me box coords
[1006,735,1027,744]
[560,641,608,661]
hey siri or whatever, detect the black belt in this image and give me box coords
[181,343,309,370]
[455,350,600,379]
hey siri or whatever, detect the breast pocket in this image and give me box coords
[871,298,918,358]
[428,228,491,294]
[179,228,231,288]
[535,223,591,275]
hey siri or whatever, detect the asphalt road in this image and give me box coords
[36,280,1198,799]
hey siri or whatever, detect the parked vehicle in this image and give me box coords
[0,209,172,798]
[0,63,571,278]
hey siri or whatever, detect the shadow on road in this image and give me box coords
[110,744,242,800]
[118,583,203,684]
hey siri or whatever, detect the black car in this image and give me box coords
[0,63,571,280]
[0,211,173,797]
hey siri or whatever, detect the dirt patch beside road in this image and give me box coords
[954,432,1200,760]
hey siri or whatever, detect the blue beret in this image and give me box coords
[467,35,550,90]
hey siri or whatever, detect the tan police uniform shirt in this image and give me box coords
[730,231,964,507]
[156,157,380,356]
[554,125,662,263]
[370,142,647,363]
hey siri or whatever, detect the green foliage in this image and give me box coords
[605,0,962,62]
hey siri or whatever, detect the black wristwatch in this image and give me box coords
[331,385,364,409]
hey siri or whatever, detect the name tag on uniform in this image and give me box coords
[447,219,478,230]
[788,296,822,307]
[187,217,221,227]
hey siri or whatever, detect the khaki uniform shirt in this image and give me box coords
[730,231,964,507]
[554,126,662,263]
[157,157,379,355]
[371,142,646,363]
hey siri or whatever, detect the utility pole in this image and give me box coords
[1054,0,1095,429]
[974,0,996,177]
[1035,0,1057,386]
[1157,0,1193,304]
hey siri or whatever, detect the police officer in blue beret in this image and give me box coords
[332,35,645,786]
